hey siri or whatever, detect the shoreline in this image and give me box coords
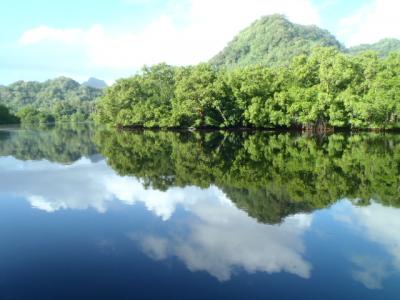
[117,124,400,133]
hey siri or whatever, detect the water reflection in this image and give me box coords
[334,202,400,289]
[95,129,400,221]
[0,123,98,163]
[132,200,312,281]
[0,125,400,297]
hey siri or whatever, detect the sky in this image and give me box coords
[0,0,399,85]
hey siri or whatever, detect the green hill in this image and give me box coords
[0,77,102,123]
[210,14,344,68]
[348,38,400,57]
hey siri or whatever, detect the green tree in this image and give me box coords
[95,63,176,127]
[0,104,19,124]
[172,63,229,128]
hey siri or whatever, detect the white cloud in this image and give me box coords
[17,0,321,71]
[19,26,84,45]
[350,255,392,290]
[134,199,313,281]
[338,0,400,46]
[351,203,400,271]
[0,157,116,213]
[105,175,230,220]
[335,201,400,289]
[0,155,229,219]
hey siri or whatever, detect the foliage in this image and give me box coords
[95,49,400,130]
[171,64,233,127]
[210,14,344,68]
[0,77,102,124]
[210,15,399,69]
[95,64,176,127]
[0,104,19,124]
[16,106,55,124]
[348,38,400,57]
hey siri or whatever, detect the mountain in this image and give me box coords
[0,77,103,121]
[210,14,344,68]
[348,38,400,57]
[83,77,107,89]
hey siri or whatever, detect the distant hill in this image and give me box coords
[210,14,344,68]
[83,77,107,89]
[0,77,102,121]
[348,38,400,57]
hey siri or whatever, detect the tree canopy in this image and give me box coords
[348,38,400,57]
[210,15,400,69]
[0,77,103,124]
[210,14,344,68]
[95,48,400,130]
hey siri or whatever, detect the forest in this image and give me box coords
[94,15,400,131]
[2,15,400,129]
[0,77,102,124]
[95,47,400,130]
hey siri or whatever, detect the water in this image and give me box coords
[0,124,399,299]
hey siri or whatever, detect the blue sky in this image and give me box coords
[0,0,398,85]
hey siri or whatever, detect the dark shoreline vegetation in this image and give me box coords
[0,104,19,125]
[95,47,400,131]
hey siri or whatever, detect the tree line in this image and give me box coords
[95,47,400,130]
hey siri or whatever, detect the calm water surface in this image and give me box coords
[0,124,399,299]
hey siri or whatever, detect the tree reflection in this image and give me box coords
[95,130,400,223]
[0,123,98,164]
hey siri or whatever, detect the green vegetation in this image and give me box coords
[0,77,103,124]
[210,14,344,68]
[210,15,400,69]
[348,38,400,57]
[3,15,400,130]
[96,48,400,130]
[0,104,19,124]
[95,129,400,223]
[16,106,55,125]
